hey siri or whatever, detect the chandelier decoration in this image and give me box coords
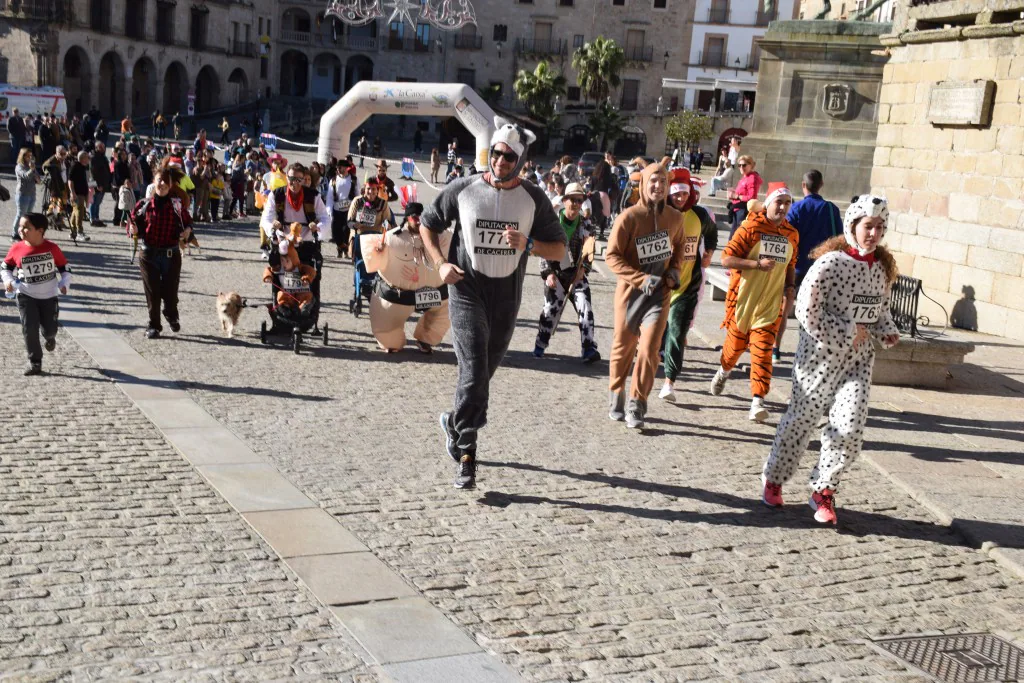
[326,0,477,30]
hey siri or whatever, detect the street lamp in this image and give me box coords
[663,50,670,69]
[553,94,562,116]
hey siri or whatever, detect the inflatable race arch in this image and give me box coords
[317,82,497,170]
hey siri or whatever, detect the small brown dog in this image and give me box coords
[216,291,245,337]
[181,232,201,256]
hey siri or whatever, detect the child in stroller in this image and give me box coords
[259,222,328,351]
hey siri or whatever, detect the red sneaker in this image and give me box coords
[809,489,837,525]
[762,479,784,508]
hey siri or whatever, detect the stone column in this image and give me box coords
[124,76,134,119]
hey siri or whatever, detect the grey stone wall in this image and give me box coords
[741,20,889,196]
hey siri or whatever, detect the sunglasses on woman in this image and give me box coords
[490,148,519,164]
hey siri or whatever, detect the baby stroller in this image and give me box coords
[259,233,329,353]
[348,228,375,317]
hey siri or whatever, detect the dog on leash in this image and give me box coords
[216,292,245,337]
[181,232,201,255]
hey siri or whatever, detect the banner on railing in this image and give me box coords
[261,133,278,151]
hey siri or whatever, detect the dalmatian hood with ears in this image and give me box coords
[489,117,537,182]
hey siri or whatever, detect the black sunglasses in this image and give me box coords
[490,148,519,164]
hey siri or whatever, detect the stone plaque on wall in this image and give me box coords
[927,80,995,126]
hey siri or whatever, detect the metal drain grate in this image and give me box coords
[872,633,1024,682]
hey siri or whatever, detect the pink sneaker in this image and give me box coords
[809,489,837,525]
[762,479,784,508]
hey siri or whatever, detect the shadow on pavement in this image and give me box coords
[482,462,1024,549]
[87,367,333,402]
[866,408,1023,467]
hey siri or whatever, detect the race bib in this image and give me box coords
[473,220,516,258]
[636,231,671,266]
[20,253,56,285]
[850,294,883,324]
[357,207,377,227]
[279,271,310,293]
[682,236,699,261]
[338,198,352,211]
[414,287,443,312]
[759,234,789,263]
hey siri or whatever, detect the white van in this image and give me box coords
[0,85,68,128]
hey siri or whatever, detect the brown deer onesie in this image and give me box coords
[606,160,687,425]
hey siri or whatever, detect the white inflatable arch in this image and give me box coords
[317,81,497,170]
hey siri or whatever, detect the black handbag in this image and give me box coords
[0,184,10,202]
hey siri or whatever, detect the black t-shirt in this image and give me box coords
[69,163,90,196]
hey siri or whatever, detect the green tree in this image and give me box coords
[477,83,502,107]
[571,36,626,105]
[664,110,715,148]
[513,61,567,124]
[588,100,625,152]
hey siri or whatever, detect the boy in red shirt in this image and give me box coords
[2,213,71,375]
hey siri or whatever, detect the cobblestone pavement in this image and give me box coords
[2,165,1023,681]
[0,274,373,677]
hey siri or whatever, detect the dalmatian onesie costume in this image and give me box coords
[423,118,564,488]
[761,195,899,524]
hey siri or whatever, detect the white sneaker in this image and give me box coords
[749,396,769,423]
[658,382,676,403]
[710,367,727,395]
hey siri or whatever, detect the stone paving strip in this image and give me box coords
[52,300,520,682]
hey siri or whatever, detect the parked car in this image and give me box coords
[576,151,605,178]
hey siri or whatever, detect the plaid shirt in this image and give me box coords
[133,195,192,248]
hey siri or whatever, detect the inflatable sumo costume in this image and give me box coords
[362,203,453,353]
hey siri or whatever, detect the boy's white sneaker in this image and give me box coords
[749,396,769,422]
[658,382,676,403]
[710,367,728,395]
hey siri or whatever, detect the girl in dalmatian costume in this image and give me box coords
[761,195,900,525]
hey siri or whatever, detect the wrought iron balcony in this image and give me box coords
[453,33,483,50]
[624,45,654,63]
[514,37,567,57]
[0,0,71,21]
[230,40,257,58]
[704,7,729,23]
[385,35,432,52]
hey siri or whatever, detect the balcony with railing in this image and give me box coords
[691,50,759,70]
[230,39,257,57]
[453,33,483,50]
[514,37,567,57]
[696,7,777,26]
[703,6,729,23]
[280,29,378,51]
[624,45,654,63]
[0,0,71,21]
[385,35,432,53]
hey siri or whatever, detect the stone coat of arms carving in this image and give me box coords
[822,83,851,118]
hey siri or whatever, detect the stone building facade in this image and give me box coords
[871,0,1024,340]
[1,0,268,119]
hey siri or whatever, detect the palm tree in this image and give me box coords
[588,100,625,152]
[513,60,567,123]
[572,36,626,105]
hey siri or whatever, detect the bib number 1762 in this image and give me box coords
[636,230,670,265]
